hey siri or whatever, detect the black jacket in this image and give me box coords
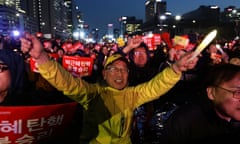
[160,102,240,144]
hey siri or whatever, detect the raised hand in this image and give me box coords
[20,33,49,64]
[171,52,198,74]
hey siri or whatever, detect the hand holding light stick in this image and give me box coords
[188,29,217,62]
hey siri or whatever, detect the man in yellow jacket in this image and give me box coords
[21,34,198,144]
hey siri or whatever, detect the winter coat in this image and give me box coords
[37,59,181,144]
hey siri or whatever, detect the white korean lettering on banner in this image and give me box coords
[27,118,46,132]
[47,114,64,126]
[0,120,22,134]
[0,136,11,144]
[36,129,53,140]
[15,134,34,144]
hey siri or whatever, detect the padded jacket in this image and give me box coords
[38,60,181,144]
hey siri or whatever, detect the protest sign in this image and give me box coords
[0,102,78,143]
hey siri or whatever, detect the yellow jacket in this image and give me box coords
[38,60,181,144]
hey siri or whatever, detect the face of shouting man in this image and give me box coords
[103,54,129,90]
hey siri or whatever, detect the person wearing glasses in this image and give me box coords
[123,42,160,143]
[20,33,198,144]
[159,63,240,144]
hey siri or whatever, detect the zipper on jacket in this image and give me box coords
[119,114,125,137]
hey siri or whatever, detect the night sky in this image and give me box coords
[79,0,240,35]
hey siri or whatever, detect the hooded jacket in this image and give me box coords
[38,59,181,144]
[0,49,29,105]
[0,49,26,93]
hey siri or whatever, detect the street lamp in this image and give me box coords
[159,15,166,31]
[175,15,181,34]
[175,15,181,21]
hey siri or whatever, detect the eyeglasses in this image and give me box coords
[214,86,240,99]
[0,65,8,73]
[134,51,146,56]
[106,66,129,73]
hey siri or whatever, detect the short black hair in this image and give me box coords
[203,63,240,88]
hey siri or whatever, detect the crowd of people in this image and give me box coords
[0,30,240,143]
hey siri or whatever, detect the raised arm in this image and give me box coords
[20,33,50,64]
[122,35,143,54]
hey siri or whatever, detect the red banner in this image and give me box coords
[29,53,59,73]
[48,53,59,61]
[0,102,78,143]
[142,34,162,50]
[62,55,94,77]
